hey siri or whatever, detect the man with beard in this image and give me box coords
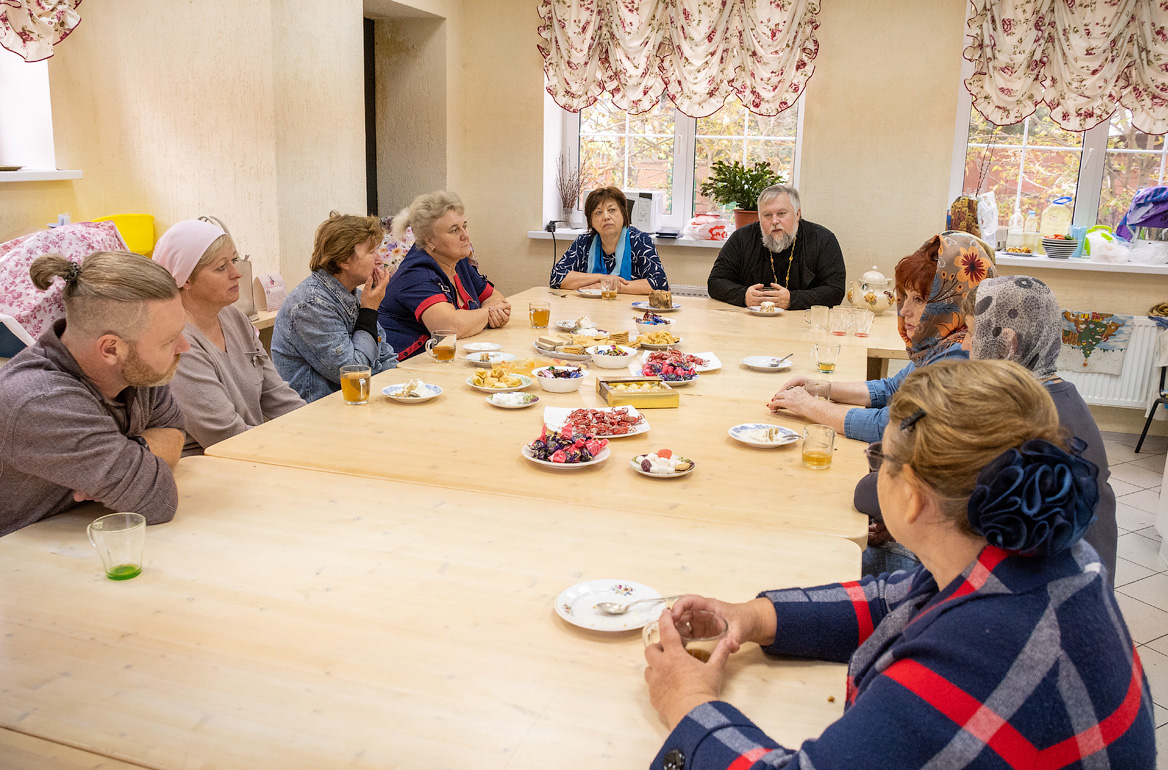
[706,184,846,310]
[0,251,190,536]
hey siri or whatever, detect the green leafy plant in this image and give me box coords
[699,160,786,211]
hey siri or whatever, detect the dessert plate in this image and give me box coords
[728,423,799,448]
[554,579,664,631]
[522,444,610,469]
[381,382,442,403]
[741,356,793,372]
[630,301,680,312]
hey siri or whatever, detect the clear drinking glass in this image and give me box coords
[802,424,836,470]
[642,609,728,662]
[87,512,146,580]
[339,364,371,404]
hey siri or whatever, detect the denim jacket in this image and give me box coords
[271,269,397,403]
[843,344,968,442]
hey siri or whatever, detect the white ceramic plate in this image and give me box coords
[486,393,540,409]
[543,406,650,438]
[463,342,502,353]
[577,288,602,298]
[728,422,800,448]
[381,382,443,403]
[531,342,593,362]
[465,374,534,393]
[741,356,794,372]
[747,305,785,316]
[638,337,683,350]
[630,454,696,479]
[521,444,611,469]
[466,351,518,367]
[554,320,607,334]
[630,300,680,312]
[554,579,664,631]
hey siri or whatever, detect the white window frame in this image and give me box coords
[546,93,804,231]
[949,56,1113,231]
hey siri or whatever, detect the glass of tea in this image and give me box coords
[87,512,146,580]
[642,609,728,663]
[528,301,550,328]
[600,277,619,300]
[802,424,836,470]
[425,330,457,362]
[811,343,841,374]
[339,364,371,404]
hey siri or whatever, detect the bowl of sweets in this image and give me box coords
[522,424,610,469]
[586,344,639,370]
[634,310,676,337]
[531,365,589,393]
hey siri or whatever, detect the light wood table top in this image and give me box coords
[209,288,870,543]
[0,457,858,770]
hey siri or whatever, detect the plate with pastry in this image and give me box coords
[382,379,443,403]
[631,300,681,312]
[576,287,603,298]
[465,351,518,367]
[747,302,785,316]
[728,423,800,448]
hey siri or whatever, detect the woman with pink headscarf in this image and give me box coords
[153,219,304,455]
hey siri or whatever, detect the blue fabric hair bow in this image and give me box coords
[966,438,1099,557]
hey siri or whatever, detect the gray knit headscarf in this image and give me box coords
[969,275,1060,379]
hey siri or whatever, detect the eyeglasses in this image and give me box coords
[864,441,885,473]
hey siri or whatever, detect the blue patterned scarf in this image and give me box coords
[586,228,633,280]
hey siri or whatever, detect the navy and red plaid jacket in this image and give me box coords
[653,543,1156,769]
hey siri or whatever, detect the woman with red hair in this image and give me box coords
[768,231,996,442]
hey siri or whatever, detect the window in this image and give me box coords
[962,105,1084,231]
[954,74,1166,236]
[567,95,802,229]
[1098,111,1167,229]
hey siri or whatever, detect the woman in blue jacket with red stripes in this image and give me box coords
[643,359,1155,770]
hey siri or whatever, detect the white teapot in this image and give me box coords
[847,266,895,316]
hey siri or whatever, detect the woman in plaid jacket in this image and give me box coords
[643,360,1156,770]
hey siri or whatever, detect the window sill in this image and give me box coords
[0,169,82,182]
[995,254,1168,276]
[526,229,725,250]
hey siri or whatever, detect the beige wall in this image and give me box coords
[270,0,367,286]
[374,16,447,215]
[1,0,366,286]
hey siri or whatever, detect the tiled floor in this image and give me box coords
[1101,431,1168,761]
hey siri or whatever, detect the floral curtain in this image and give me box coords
[0,0,82,63]
[537,0,820,117]
[964,0,1168,134]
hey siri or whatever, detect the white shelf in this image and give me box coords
[996,254,1168,276]
[526,229,724,250]
[0,169,82,182]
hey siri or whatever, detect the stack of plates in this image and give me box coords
[1042,237,1076,259]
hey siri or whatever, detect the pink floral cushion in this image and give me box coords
[0,222,127,342]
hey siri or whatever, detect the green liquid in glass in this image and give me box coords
[106,564,142,581]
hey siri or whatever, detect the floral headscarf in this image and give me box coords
[969,275,1060,380]
[898,231,997,365]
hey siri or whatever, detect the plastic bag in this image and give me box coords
[1086,227,1130,263]
[977,192,998,245]
[1130,239,1168,265]
[682,213,731,241]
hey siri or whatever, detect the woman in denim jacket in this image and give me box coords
[766,231,996,442]
[272,213,397,403]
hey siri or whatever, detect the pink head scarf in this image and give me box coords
[153,219,227,287]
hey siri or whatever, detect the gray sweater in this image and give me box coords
[169,305,304,455]
[0,320,185,536]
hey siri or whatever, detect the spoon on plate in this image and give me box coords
[594,595,681,616]
[770,353,794,367]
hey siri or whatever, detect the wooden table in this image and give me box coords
[0,457,858,770]
[209,289,871,544]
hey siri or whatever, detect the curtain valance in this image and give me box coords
[964,0,1168,134]
[0,0,81,63]
[537,0,820,117]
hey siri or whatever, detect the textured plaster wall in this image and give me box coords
[271,0,367,286]
[374,17,447,216]
[44,0,283,275]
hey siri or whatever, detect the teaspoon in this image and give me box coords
[594,595,680,616]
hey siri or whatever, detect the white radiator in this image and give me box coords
[670,284,710,298]
[1057,316,1160,410]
